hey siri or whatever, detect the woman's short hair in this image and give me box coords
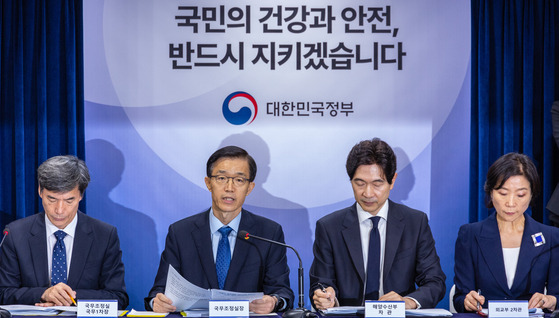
[484,152,540,208]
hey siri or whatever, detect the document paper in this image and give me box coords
[164,265,264,311]
[0,305,76,316]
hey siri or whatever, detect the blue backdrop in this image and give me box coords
[83,0,470,310]
[4,0,558,313]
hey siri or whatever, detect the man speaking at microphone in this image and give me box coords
[309,138,445,310]
[0,155,128,308]
[146,146,293,313]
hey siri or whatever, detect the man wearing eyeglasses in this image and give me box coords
[145,146,294,314]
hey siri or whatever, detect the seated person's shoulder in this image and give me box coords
[6,214,35,228]
[391,201,428,221]
[5,213,43,238]
[535,220,559,239]
[81,212,118,234]
[317,206,353,225]
[243,210,283,230]
[165,211,210,233]
[456,220,485,240]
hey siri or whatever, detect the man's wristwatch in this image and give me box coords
[273,295,287,312]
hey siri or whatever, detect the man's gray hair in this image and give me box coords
[37,155,91,195]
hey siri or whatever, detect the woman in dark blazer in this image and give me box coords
[453,153,559,313]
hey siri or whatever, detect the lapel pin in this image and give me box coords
[531,232,545,247]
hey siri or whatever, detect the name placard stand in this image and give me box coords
[488,300,528,318]
[209,300,249,317]
[365,301,405,318]
[77,300,118,318]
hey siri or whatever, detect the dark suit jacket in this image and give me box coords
[453,212,559,313]
[145,209,294,310]
[309,201,446,308]
[0,212,128,309]
[547,100,559,225]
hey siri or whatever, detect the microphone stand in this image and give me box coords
[239,232,314,318]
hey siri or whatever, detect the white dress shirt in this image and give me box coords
[356,201,421,308]
[357,201,388,297]
[45,213,78,281]
[502,247,520,289]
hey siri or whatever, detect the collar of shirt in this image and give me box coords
[356,200,389,298]
[45,212,78,241]
[356,200,389,224]
[354,201,422,308]
[209,209,242,259]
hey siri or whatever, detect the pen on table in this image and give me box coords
[67,291,77,306]
[476,289,488,317]
[477,289,481,311]
[317,283,331,301]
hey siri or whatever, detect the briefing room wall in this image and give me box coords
[83,0,471,310]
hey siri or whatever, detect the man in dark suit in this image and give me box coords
[310,138,445,310]
[547,101,559,226]
[0,155,128,309]
[145,146,293,314]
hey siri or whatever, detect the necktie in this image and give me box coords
[365,216,380,301]
[216,226,233,289]
[51,230,68,285]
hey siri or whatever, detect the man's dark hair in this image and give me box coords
[37,155,91,195]
[484,152,540,208]
[206,146,257,182]
[346,138,397,184]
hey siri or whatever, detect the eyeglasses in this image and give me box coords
[211,175,250,187]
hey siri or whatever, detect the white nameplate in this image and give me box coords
[365,301,405,318]
[77,300,118,317]
[488,300,528,318]
[209,300,249,317]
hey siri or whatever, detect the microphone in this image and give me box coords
[0,228,12,318]
[238,231,315,318]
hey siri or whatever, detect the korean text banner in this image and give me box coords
[84,0,470,309]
